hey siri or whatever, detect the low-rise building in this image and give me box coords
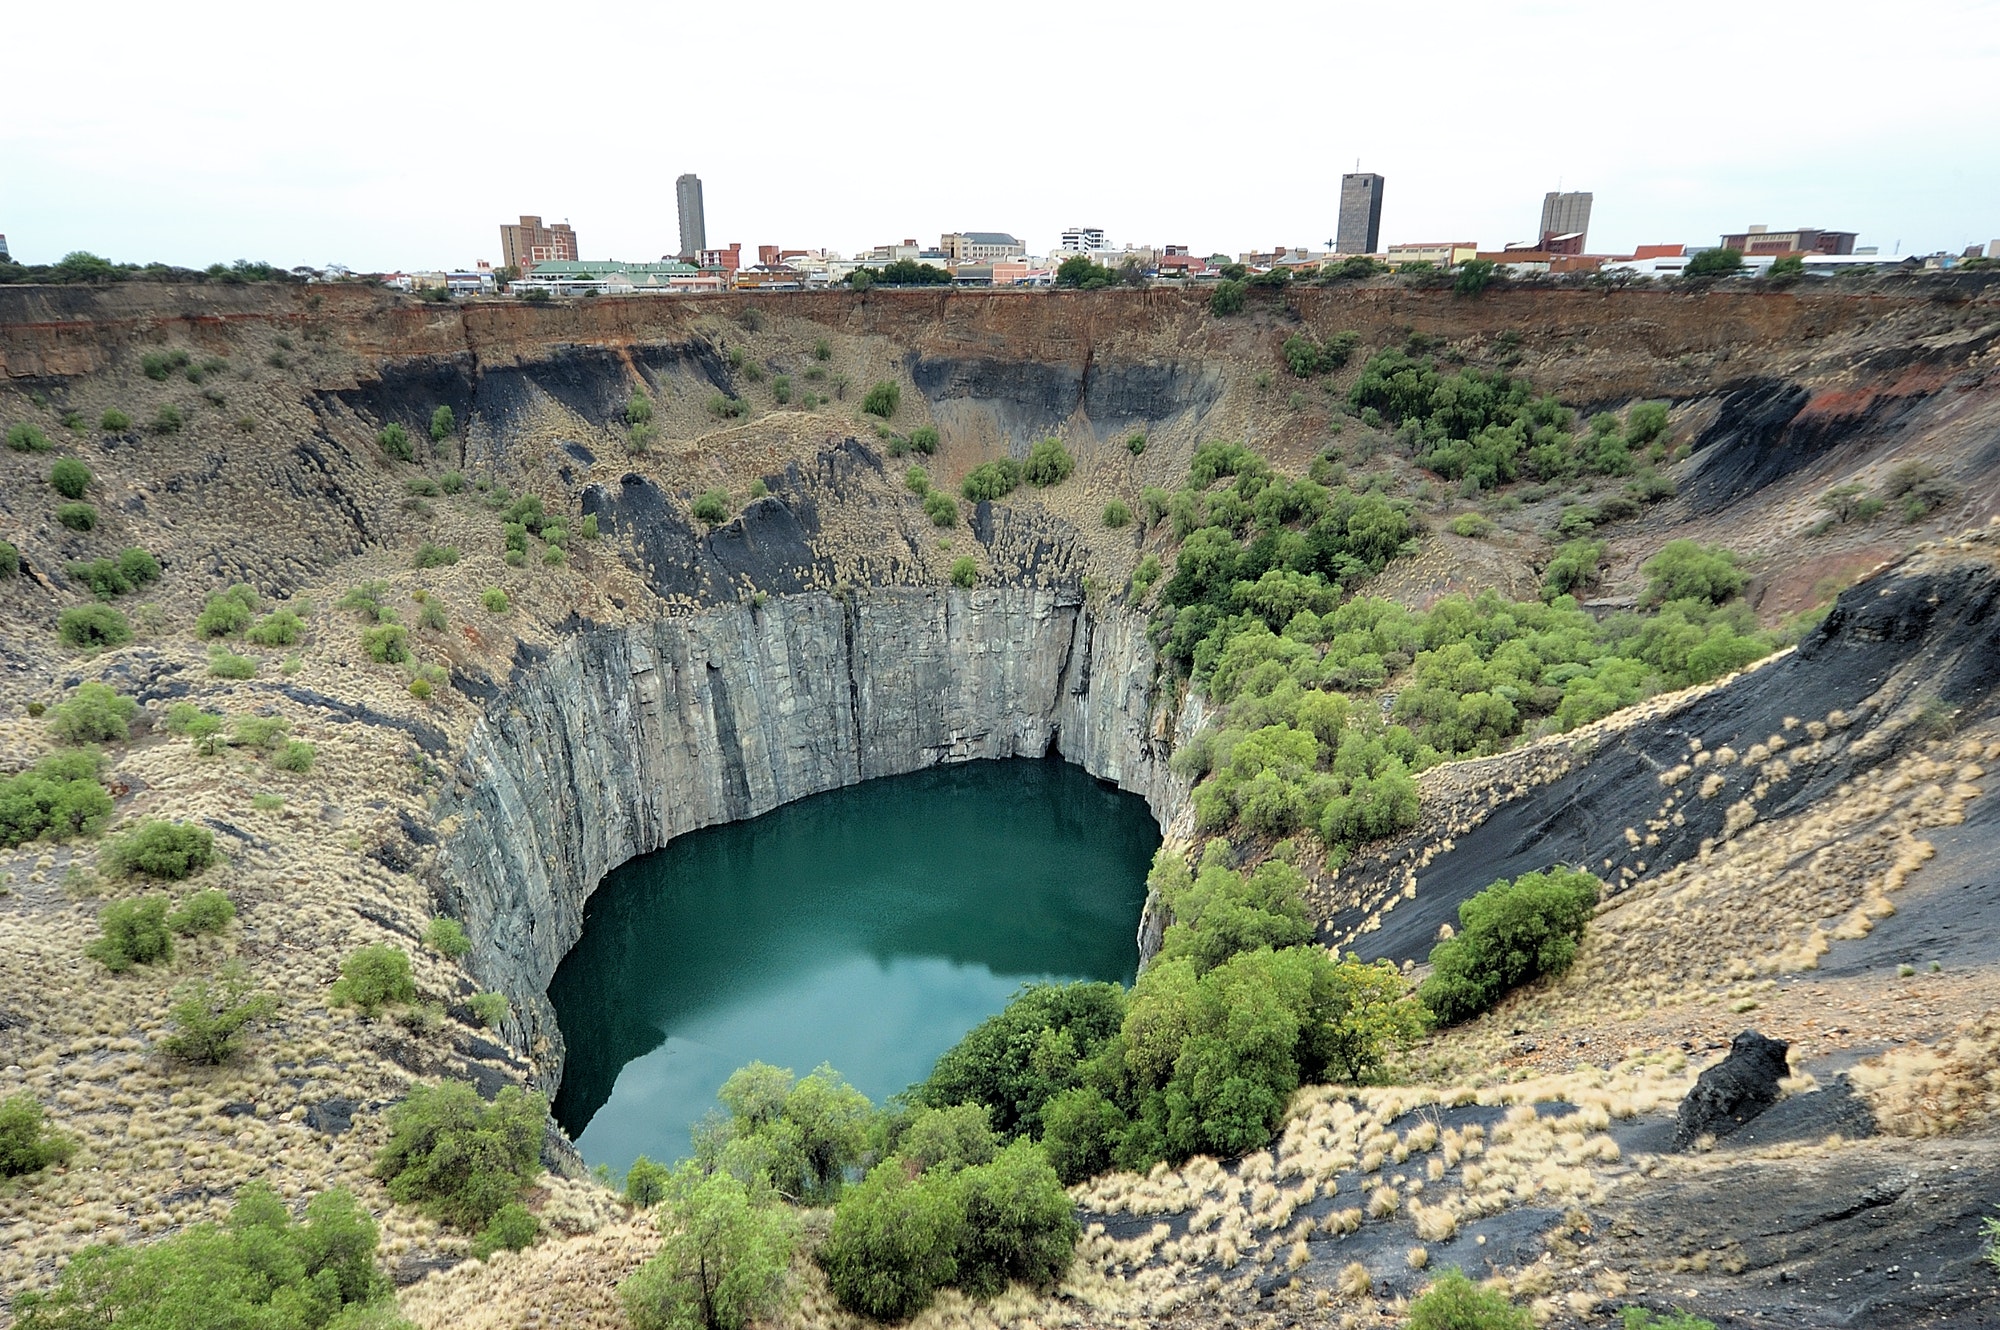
[1384,241,1478,269]
[1719,225,1858,256]
[698,243,742,275]
[941,232,1025,263]
[508,259,706,295]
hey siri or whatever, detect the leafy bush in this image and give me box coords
[1023,438,1074,487]
[197,583,258,636]
[695,1062,874,1205]
[1641,539,1747,606]
[7,421,53,452]
[0,1094,75,1177]
[949,1139,1078,1298]
[103,819,215,879]
[0,539,17,577]
[819,1162,962,1320]
[1209,280,1247,315]
[49,457,92,499]
[1405,1268,1532,1330]
[55,501,97,531]
[151,404,184,434]
[1447,512,1494,538]
[620,1165,796,1330]
[1684,246,1745,278]
[49,682,137,744]
[468,992,509,1028]
[425,917,471,959]
[13,1182,394,1329]
[139,349,192,381]
[99,408,131,432]
[1102,499,1132,528]
[950,557,978,588]
[897,1104,998,1174]
[708,393,746,419]
[904,465,930,496]
[413,542,458,569]
[1542,537,1605,599]
[915,982,1128,1139]
[924,491,957,527]
[209,649,257,679]
[861,381,901,419]
[162,962,278,1063]
[471,1203,540,1261]
[960,458,1023,502]
[379,422,413,460]
[167,888,235,935]
[1419,868,1600,1024]
[375,1081,546,1229]
[86,895,174,971]
[274,740,317,773]
[246,607,305,645]
[330,944,417,1016]
[335,580,393,622]
[692,489,730,524]
[429,405,456,441]
[481,587,510,614]
[67,546,162,599]
[625,392,654,426]
[625,1155,672,1208]
[361,624,411,664]
[58,603,133,649]
[907,424,938,454]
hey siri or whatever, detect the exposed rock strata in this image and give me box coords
[431,586,1192,1092]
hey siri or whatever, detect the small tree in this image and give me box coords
[1023,438,1074,487]
[429,405,457,441]
[49,457,92,499]
[625,1155,672,1208]
[162,962,278,1064]
[1684,247,1745,278]
[102,820,215,880]
[87,896,174,972]
[330,944,416,1016]
[819,1162,962,1320]
[1452,259,1499,296]
[378,423,413,460]
[58,603,133,649]
[862,382,901,419]
[0,1094,76,1177]
[375,1081,546,1230]
[692,489,731,524]
[1641,539,1747,606]
[49,682,138,744]
[620,1165,797,1330]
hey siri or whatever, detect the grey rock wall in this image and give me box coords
[431,586,1191,1092]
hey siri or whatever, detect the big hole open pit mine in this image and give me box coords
[2,278,1998,1330]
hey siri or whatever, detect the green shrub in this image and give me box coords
[861,381,901,418]
[275,740,317,773]
[577,513,599,540]
[0,751,112,848]
[197,583,258,636]
[163,701,220,738]
[361,624,411,664]
[1127,432,1147,455]
[151,404,184,434]
[418,599,448,632]
[139,349,192,381]
[48,682,137,744]
[696,1062,874,1205]
[374,1081,545,1229]
[1419,868,1600,1025]
[468,992,509,1028]
[425,917,471,959]
[161,962,278,1064]
[86,895,174,972]
[908,424,938,454]
[624,1155,671,1208]
[813,338,833,361]
[12,1182,393,1328]
[820,1161,961,1320]
[408,677,433,700]
[1641,539,1747,606]
[950,557,978,588]
[707,393,747,419]
[481,587,510,614]
[0,540,17,577]
[378,423,413,460]
[1407,1268,1533,1330]
[1447,512,1494,538]
[1542,538,1606,599]
[103,819,215,880]
[331,944,417,1017]
[0,1094,76,1177]
[625,392,654,426]
[543,544,565,566]
[1620,1310,1720,1330]
[49,457,92,499]
[692,489,730,524]
[6,422,53,452]
[1102,499,1132,529]
[228,715,288,751]
[619,1165,796,1330]
[429,405,456,441]
[168,888,236,936]
[1684,246,1744,278]
[904,465,930,496]
[1024,438,1074,487]
[896,1104,998,1175]
[208,649,257,679]
[252,792,283,812]
[470,1202,540,1261]
[440,469,466,494]
[99,408,131,432]
[960,458,1023,502]
[924,491,957,527]
[413,542,459,569]
[950,1142,1077,1299]
[1038,1087,1127,1183]
[67,547,162,599]
[58,603,133,649]
[246,607,305,645]
[1209,280,1247,315]
[915,983,1128,1139]
[55,502,97,531]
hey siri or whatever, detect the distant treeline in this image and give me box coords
[0,252,311,286]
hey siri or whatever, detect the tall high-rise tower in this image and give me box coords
[676,175,707,261]
[1538,191,1593,249]
[1337,174,1384,255]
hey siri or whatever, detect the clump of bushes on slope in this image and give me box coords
[1418,867,1601,1024]
[618,1164,796,1330]
[374,1080,545,1232]
[693,1062,873,1206]
[65,547,161,599]
[47,681,137,744]
[13,1182,395,1329]
[100,819,215,879]
[0,751,113,847]
[0,1094,76,1177]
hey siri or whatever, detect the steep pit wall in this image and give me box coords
[430,586,1191,1092]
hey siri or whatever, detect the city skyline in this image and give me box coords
[2,0,1995,271]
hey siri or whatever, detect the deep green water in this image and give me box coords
[548,758,1159,1175]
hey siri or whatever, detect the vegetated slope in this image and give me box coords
[2,279,2000,1329]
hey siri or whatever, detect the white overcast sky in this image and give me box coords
[5,0,1997,270]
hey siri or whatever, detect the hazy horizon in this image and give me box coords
[5,0,1996,272]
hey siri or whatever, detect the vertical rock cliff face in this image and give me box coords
[431,586,1190,1091]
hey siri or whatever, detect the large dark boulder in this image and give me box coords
[1673,1029,1791,1149]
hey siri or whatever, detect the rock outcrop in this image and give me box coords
[431,586,1192,1092]
[1673,1029,1793,1149]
